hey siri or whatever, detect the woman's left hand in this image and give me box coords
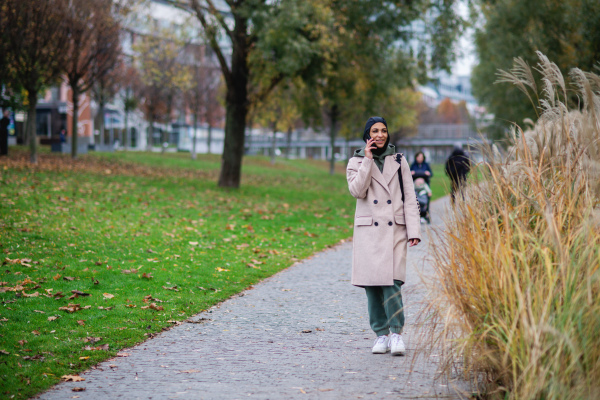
[408,238,420,247]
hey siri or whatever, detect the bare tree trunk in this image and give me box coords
[97,100,105,146]
[286,127,292,159]
[207,123,212,154]
[147,119,154,151]
[124,109,129,150]
[329,104,338,175]
[217,17,249,188]
[27,92,38,164]
[71,86,80,159]
[218,98,247,188]
[270,121,277,165]
[191,112,197,160]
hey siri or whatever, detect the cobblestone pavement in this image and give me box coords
[40,196,469,400]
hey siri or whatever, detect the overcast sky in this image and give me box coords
[450,1,477,76]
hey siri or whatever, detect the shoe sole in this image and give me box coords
[390,350,405,356]
[372,348,390,354]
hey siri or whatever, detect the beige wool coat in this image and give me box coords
[346,154,421,286]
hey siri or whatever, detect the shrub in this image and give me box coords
[425,52,600,399]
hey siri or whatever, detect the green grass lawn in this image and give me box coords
[0,148,450,399]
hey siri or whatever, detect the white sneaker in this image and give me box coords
[372,335,390,354]
[389,333,405,356]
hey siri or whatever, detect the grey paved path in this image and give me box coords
[40,197,468,399]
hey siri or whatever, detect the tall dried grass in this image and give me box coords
[425,52,600,399]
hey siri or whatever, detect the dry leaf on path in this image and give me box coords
[72,387,86,392]
[61,375,85,382]
[178,369,201,373]
[116,352,130,357]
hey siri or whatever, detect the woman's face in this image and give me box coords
[416,153,424,163]
[370,123,388,149]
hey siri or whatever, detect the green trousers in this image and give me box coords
[364,280,405,336]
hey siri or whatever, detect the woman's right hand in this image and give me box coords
[364,138,376,159]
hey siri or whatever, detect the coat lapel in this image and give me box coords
[370,161,390,193]
[382,155,400,186]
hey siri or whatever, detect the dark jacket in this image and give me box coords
[410,161,433,184]
[445,149,471,181]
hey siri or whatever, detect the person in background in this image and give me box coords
[410,151,432,184]
[0,109,10,156]
[59,128,67,143]
[445,145,471,203]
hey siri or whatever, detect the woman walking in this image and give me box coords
[346,116,421,356]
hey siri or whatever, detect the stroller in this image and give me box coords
[412,171,431,224]
[416,187,431,224]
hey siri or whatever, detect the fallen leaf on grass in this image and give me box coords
[79,356,89,360]
[141,272,153,279]
[116,352,130,357]
[63,276,75,281]
[18,339,27,346]
[103,293,114,299]
[215,267,229,272]
[31,330,40,335]
[82,337,101,344]
[48,316,59,321]
[0,285,24,292]
[61,375,85,382]
[3,258,33,267]
[53,274,61,281]
[83,344,109,351]
[188,241,198,246]
[121,268,138,274]
[147,249,157,254]
[125,304,136,308]
[53,291,65,299]
[97,306,113,310]
[246,263,260,269]
[162,285,178,291]
[58,303,91,313]
[77,320,85,326]
[69,290,91,299]
[0,318,8,322]
[140,303,164,311]
[0,350,10,355]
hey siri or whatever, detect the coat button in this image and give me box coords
[387,200,391,204]
[373,200,378,204]
[374,222,379,226]
[388,221,393,226]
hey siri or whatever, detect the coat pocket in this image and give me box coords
[394,214,406,225]
[355,216,373,226]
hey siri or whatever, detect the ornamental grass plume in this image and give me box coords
[424,52,600,399]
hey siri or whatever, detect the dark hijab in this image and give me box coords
[362,116,390,156]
